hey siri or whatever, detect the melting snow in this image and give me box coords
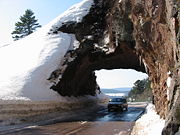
[131,104,165,135]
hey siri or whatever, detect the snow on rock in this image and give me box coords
[0,0,94,101]
[131,104,165,135]
[49,0,94,33]
[166,71,173,101]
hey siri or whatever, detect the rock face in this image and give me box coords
[49,0,179,134]
[130,0,179,134]
[50,0,146,97]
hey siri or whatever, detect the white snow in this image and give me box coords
[167,71,172,88]
[131,104,165,135]
[104,33,110,45]
[166,71,172,101]
[119,0,122,3]
[49,0,93,32]
[0,0,94,101]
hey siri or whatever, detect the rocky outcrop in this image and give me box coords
[50,0,145,97]
[48,0,179,134]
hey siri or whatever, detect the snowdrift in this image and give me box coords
[131,104,165,135]
[0,0,94,101]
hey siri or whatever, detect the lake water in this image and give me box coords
[101,87,131,98]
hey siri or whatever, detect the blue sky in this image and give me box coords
[0,0,82,45]
[0,0,147,88]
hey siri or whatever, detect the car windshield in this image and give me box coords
[110,98,126,102]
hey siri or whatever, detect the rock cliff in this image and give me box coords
[49,0,179,134]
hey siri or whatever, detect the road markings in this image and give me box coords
[65,127,83,135]
[115,131,127,135]
[25,125,38,129]
[81,121,87,124]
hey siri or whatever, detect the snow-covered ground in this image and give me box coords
[0,0,94,101]
[131,104,165,135]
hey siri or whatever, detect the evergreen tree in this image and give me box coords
[128,78,152,101]
[12,9,41,40]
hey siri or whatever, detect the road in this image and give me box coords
[1,102,147,135]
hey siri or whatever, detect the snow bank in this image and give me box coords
[131,104,165,135]
[0,0,93,101]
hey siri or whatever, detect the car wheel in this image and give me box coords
[108,108,111,112]
[125,107,128,111]
[118,108,123,112]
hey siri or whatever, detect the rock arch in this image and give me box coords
[49,0,180,134]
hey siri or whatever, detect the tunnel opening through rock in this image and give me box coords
[95,69,147,89]
[50,45,146,97]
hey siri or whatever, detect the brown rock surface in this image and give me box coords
[131,0,179,134]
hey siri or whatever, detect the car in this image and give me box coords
[108,97,128,112]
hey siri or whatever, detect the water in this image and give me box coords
[101,87,131,98]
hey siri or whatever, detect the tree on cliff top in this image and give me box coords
[11,9,41,40]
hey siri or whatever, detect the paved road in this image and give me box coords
[1,103,147,135]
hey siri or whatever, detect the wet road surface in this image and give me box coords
[1,103,147,135]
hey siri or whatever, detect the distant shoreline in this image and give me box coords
[101,87,131,97]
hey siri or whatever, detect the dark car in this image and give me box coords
[108,97,128,111]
